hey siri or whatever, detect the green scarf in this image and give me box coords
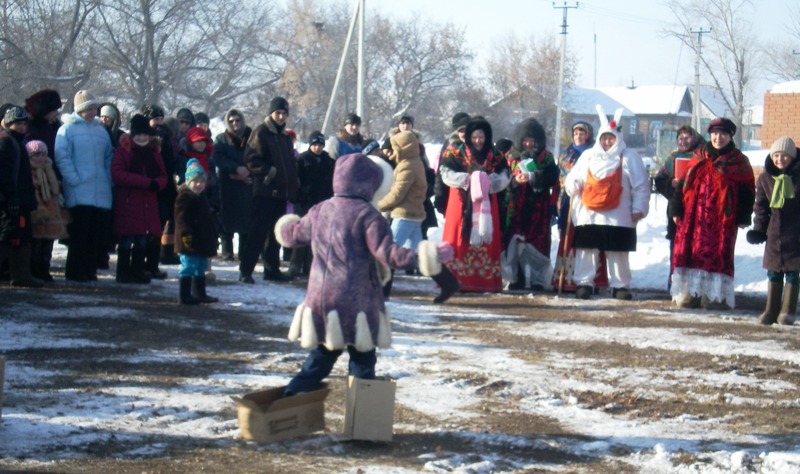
[770,174,795,208]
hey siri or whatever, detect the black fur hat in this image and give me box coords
[24,89,62,119]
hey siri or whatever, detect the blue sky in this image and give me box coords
[356,0,790,105]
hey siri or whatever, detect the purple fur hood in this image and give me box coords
[275,153,434,351]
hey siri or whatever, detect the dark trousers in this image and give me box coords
[286,345,376,395]
[65,206,104,281]
[239,196,285,277]
[30,238,55,280]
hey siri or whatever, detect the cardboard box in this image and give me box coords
[235,384,330,443]
[0,356,4,419]
[343,376,396,442]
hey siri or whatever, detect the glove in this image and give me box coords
[436,242,454,263]
[262,166,277,186]
[181,234,193,251]
[149,180,160,192]
[746,230,767,245]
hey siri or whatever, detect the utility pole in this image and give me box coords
[690,27,711,132]
[322,0,365,135]
[552,1,578,161]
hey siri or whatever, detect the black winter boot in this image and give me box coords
[9,244,45,288]
[191,277,218,304]
[431,266,460,304]
[131,248,152,284]
[778,283,799,325]
[179,277,201,305]
[758,280,783,325]
[146,237,168,279]
[220,234,234,261]
[116,248,134,283]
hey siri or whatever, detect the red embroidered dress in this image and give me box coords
[440,143,509,293]
[670,143,755,308]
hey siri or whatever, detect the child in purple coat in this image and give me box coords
[275,153,454,395]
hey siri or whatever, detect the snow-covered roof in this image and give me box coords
[561,88,634,117]
[769,81,800,94]
[694,85,734,119]
[599,85,691,115]
[745,105,763,125]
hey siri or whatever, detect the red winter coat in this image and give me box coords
[111,134,167,237]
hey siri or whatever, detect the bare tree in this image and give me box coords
[762,4,800,81]
[484,33,577,143]
[270,0,353,138]
[665,0,759,143]
[0,0,98,101]
[364,14,473,139]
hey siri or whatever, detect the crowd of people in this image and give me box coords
[1,88,798,327]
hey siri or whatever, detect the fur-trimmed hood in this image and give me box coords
[333,153,393,205]
[512,118,546,156]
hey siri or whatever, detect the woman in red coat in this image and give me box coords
[439,117,511,293]
[669,117,755,310]
[111,115,167,284]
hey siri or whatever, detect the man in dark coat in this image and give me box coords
[288,130,335,276]
[238,96,298,283]
[213,109,252,261]
[0,106,43,287]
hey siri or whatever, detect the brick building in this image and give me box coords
[762,81,800,147]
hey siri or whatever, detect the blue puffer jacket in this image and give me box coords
[55,113,114,209]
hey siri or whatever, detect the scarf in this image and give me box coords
[770,174,795,208]
[470,170,492,246]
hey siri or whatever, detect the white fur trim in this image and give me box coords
[417,240,441,277]
[288,304,304,342]
[324,311,345,350]
[367,155,395,207]
[300,306,318,349]
[274,214,301,248]
[354,311,375,352]
[377,260,392,285]
[377,309,392,348]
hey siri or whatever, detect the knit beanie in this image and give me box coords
[4,105,29,124]
[130,114,155,136]
[185,158,207,183]
[269,96,289,114]
[451,112,470,130]
[141,104,165,120]
[399,114,414,125]
[707,117,736,136]
[100,105,117,118]
[176,108,195,125]
[344,113,361,126]
[194,112,210,125]
[185,126,208,144]
[770,136,797,160]
[73,90,98,113]
[25,140,48,156]
[308,130,325,146]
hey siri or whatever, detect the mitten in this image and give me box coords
[262,166,277,186]
[746,230,767,245]
[181,234,193,251]
[436,242,454,263]
[149,180,160,192]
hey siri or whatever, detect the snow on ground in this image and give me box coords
[2,188,798,472]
